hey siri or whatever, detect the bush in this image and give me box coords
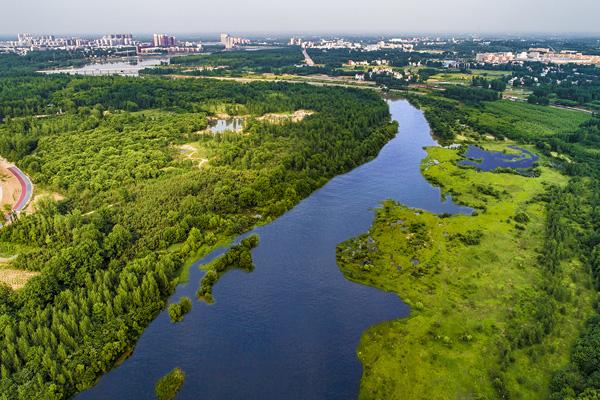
[168,296,192,323]
[451,230,483,245]
[155,367,185,400]
[515,211,529,224]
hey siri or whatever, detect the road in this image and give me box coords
[302,48,315,66]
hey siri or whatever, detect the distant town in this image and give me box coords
[476,48,600,65]
[2,32,600,71]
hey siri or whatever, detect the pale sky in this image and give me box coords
[1,0,599,36]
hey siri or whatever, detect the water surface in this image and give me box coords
[208,118,245,133]
[459,145,538,171]
[79,100,471,400]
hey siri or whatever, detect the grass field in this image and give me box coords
[337,145,596,399]
[503,86,533,101]
[427,70,509,86]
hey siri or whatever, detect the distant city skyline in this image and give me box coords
[3,0,600,36]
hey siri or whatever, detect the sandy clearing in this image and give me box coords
[24,191,65,214]
[176,144,210,169]
[0,159,22,213]
[0,267,39,290]
[258,109,315,123]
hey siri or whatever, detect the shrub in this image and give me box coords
[514,211,530,224]
[168,296,192,323]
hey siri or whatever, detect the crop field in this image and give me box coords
[468,100,592,138]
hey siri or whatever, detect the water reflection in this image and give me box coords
[208,118,245,133]
[459,145,539,171]
[41,57,169,77]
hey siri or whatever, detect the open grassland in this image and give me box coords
[427,70,509,86]
[337,145,596,399]
[503,87,533,101]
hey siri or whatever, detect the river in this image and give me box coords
[78,99,471,399]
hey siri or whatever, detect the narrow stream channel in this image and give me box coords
[78,99,472,399]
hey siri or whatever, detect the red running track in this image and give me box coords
[8,166,33,212]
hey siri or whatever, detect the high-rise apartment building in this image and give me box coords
[153,34,176,48]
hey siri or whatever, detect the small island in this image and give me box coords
[168,297,192,323]
[154,367,185,400]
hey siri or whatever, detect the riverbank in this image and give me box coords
[0,76,403,399]
[337,144,596,398]
[77,100,470,400]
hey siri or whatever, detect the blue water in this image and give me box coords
[78,99,471,400]
[459,145,539,171]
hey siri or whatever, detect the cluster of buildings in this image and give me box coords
[476,48,600,66]
[288,37,415,52]
[133,33,201,55]
[1,33,135,53]
[347,59,390,66]
[0,33,202,55]
[220,33,250,50]
[354,67,414,82]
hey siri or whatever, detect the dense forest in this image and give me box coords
[141,47,444,79]
[0,62,396,398]
[142,47,307,76]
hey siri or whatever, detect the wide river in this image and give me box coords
[79,99,471,399]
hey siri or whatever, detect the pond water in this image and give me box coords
[208,118,245,133]
[78,99,472,400]
[40,57,169,77]
[459,145,539,171]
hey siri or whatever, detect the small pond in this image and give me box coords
[459,145,539,171]
[208,118,245,133]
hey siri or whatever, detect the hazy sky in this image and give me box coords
[2,0,599,36]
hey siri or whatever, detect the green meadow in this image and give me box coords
[337,145,596,399]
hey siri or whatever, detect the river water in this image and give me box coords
[78,99,471,399]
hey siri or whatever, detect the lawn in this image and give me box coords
[337,145,596,399]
